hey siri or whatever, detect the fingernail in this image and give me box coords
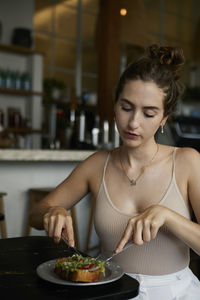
[69,240,75,247]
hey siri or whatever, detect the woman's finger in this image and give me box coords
[150,220,160,239]
[63,215,75,247]
[53,215,67,243]
[115,219,134,253]
[142,219,151,242]
[134,220,144,245]
[48,215,56,238]
[43,214,49,234]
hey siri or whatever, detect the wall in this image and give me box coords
[0,0,35,109]
[0,0,34,45]
[0,0,43,149]
[145,0,200,86]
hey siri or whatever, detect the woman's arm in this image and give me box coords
[116,148,200,255]
[162,148,200,255]
[29,151,106,244]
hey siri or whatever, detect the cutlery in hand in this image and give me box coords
[62,236,82,256]
[96,241,133,262]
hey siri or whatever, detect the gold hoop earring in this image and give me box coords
[161,125,164,134]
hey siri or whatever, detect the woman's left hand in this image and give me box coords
[115,205,170,253]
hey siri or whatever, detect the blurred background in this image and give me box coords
[1,1,200,258]
[0,0,200,151]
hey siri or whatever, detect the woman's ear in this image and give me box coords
[160,115,168,127]
[160,115,168,134]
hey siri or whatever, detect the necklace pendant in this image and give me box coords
[130,179,136,186]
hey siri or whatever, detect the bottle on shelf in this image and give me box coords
[0,109,4,132]
[75,110,89,149]
[78,110,86,143]
[0,69,6,88]
[13,71,21,90]
[102,120,112,149]
[21,72,31,90]
[91,114,100,148]
[65,109,75,149]
[5,69,12,89]
[0,68,31,91]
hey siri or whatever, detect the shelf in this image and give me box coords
[0,43,43,56]
[43,98,96,110]
[6,127,43,134]
[43,98,69,106]
[0,88,43,96]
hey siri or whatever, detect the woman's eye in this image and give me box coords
[144,113,155,118]
[121,106,132,112]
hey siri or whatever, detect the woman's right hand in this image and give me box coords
[43,206,74,246]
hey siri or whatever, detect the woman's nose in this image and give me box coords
[128,111,140,129]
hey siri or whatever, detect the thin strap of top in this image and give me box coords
[172,147,177,179]
[103,152,111,178]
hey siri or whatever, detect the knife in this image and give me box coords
[96,241,133,262]
[62,236,82,256]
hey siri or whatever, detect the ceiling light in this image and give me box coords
[120,8,127,16]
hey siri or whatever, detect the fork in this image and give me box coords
[61,236,82,256]
[96,241,133,262]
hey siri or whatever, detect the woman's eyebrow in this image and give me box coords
[120,98,133,105]
[120,99,159,111]
[143,106,159,111]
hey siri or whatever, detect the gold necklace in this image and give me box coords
[120,144,159,186]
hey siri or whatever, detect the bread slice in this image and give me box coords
[54,254,105,283]
[70,268,102,282]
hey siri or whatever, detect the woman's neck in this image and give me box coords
[121,140,159,168]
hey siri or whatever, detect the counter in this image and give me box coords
[0,149,94,161]
[0,149,98,252]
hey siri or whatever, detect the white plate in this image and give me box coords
[36,259,124,286]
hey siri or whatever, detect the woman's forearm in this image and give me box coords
[29,203,51,230]
[166,208,200,255]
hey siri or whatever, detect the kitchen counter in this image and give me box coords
[0,149,95,161]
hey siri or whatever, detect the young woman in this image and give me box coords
[30,44,200,299]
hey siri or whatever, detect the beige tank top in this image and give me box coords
[94,148,191,275]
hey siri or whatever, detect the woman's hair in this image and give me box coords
[115,44,185,116]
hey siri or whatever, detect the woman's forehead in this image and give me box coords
[121,80,165,104]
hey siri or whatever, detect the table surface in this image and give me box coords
[0,236,139,300]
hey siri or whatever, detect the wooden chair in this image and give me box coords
[25,188,80,249]
[0,192,7,238]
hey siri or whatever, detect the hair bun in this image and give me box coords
[147,44,185,80]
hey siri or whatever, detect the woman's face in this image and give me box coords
[114,79,168,147]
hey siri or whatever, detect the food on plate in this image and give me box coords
[54,254,105,283]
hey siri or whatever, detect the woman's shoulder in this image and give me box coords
[159,144,199,159]
[175,146,200,161]
[85,149,110,163]
[79,150,111,171]
[157,145,199,171]
[174,147,200,177]
[77,150,111,192]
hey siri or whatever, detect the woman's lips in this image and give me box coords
[124,131,140,139]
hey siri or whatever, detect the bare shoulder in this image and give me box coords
[176,147,200,163]
[76,150,110,194]
[74,150,110,177]
[81,150,110,167]
[175,147,200,175]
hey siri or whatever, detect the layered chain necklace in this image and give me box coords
[120,144,159,186]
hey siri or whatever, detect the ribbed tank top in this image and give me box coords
[94,148,191,275]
